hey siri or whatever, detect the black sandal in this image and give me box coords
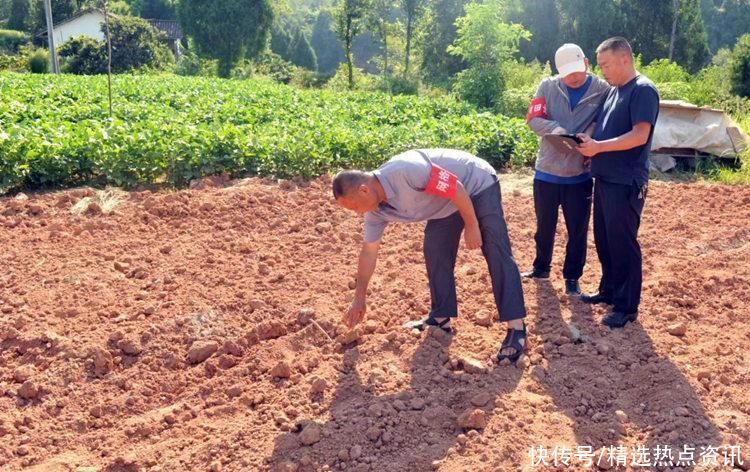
[497,324,527,363]
[402,317,455,334]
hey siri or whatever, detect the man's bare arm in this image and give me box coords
[578,122,652,157]
[344,240,380,328]
[450,181,482,250]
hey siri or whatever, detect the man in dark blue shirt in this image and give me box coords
[577,37,660,328]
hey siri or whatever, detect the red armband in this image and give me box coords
[526,97,547,121]
[424,164,458,199]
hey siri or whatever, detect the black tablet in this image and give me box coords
[544,133,583,153]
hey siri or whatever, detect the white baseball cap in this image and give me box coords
[555,43,587,77]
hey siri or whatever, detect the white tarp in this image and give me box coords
[651,100,749,157]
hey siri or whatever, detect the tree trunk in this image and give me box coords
[404,13,412,76]
[669,0,680,61]
[346,16,354,90]
[382,23,389,77]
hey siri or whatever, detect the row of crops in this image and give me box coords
[0,73,538,192]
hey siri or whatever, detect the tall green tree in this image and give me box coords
[556,0,625,59]
[670,0,710,72]
[289,29,317,70]
[367,0,395,76]
[311,10,344,75]
[421,0,469,87]
[77,0,132,14]
[179,0,274,78]
[508,0,560,65]
[730,33,750,97]
[620,0,673,63]
[448,0,530,109]
[140,0,176,19]
[0,0,11,19]
[58,16,173,73]
[700,0,750,53]
[270,23,293,60]
[8,0,33,31]
[399,0,426,75]
[333,0,368,88]
[107,15,174,71]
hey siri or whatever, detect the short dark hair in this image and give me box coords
[596,37,633,57]
[332,170,371,199]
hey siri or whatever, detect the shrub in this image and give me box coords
[175,50,217,77]
[0,53,27,71]
[452,64,505,110]
[58,36,106,74]
[57,17,173,75]
[290,69,331,88]
[324,63,375,92]
[642,59,690,83]
[254,52,297,84]
[27,48,48,73]
[730,34,750,98]
[0,29,29,54]
[376,75,420,96]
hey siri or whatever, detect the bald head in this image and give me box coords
[332,170,371,199]
[332,170,382,215]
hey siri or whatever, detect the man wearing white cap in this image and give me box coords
[522,43,610,296]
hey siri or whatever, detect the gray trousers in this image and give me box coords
[423,181,527,321]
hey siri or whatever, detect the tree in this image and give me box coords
[367,0,395,76]
[35,0,78,31]
[76,0,131,14]
[399,0,426,75]
[701,0,750,53]
[351,28,379,73]
[448,0,530,109]
[8,0,32,32]
[58,35,107,73]
[311,10,344,75]
[508,0,559,65]
[107,15,173,71]
[671,0,710,72]
[730,34,750,97]
[179,0,274,78]
[289,29,317,70]
[333,0,368,89]
[421,0,469,87]
[58,16,173,74]
[0,0,11,19]
[270,24,293,60]
[140,0,176,19]
[556,0,625,60]
[621,0,673,63]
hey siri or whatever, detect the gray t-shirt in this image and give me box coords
[363,148,497,242]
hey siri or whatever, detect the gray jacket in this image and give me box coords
[528,74,610,177]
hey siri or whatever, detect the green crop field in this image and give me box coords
[0,73,538,192]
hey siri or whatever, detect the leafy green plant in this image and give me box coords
[0,53,27,71]
[0,29,29,54]
[27,48,48,74]
[730,34,750,98]
[0,73,538,193]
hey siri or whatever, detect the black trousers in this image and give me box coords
[423,182,526,322]
[593,179,647,314]
[531,179,593,280]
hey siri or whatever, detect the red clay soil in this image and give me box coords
[1,174,749,472]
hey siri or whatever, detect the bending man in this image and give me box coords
[333,148,528,362]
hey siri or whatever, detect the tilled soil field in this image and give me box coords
[1,174,749,472]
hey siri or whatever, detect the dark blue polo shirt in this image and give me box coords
[591,75,659,186]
